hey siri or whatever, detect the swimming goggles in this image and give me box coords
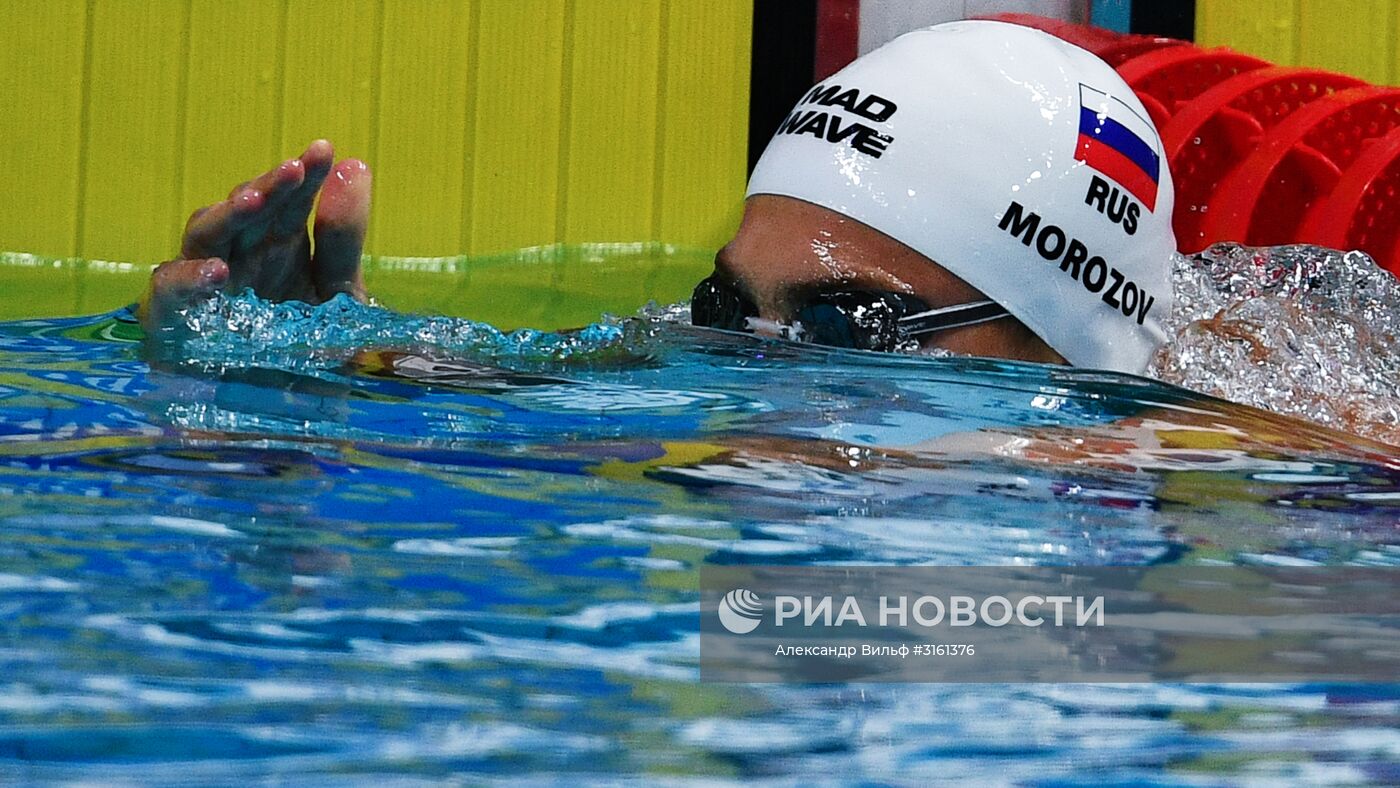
[690,274,1011,352]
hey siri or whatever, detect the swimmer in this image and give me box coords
[141,21,1175,377]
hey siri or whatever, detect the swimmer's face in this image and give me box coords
[709,195,1067,363]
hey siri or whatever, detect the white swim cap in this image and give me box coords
[747,20,1176,374]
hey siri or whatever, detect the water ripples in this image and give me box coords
[1,255,1398,781]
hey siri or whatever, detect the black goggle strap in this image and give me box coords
[897,300,1011,337]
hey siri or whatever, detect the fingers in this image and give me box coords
[312,158,372,301]
[176,141,367,306]
[241,141,332,237]
[271,139,335,236]
[245,157,307,208]
[180,151,305,260]
[181,188,264,260]
[234,157,308,250]
[138,258,229,334]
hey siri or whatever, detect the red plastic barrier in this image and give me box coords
[1094,36,1186,69]
[1302,125,1400,276]
[984,13,1182,66]
[815,0,860,81]
[1202,86,1400,249]
[1160,67,1367,252]
[1118,46,1270,129]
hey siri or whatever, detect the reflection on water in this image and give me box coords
[0,281,1397,781]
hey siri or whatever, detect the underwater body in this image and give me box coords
[0,245,1397,783]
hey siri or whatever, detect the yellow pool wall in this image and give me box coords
[0,0,752,266]
[1197,0,1399,86]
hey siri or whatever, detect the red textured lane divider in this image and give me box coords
[1092,35,1185,69]
[1203,86,1400,249]
[1302,125,1400,276]
[815,0,860,82]
[1118,46,1270,130]
[984,12,1182,66]
[1160,67,1368,253]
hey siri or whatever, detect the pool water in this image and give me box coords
[0,293,1397,783]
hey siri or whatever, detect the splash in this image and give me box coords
[1150,244,1400,445]
[167,246,1400,445]
[170,290,643,375]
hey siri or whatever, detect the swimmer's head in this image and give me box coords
[715,20,1176,374]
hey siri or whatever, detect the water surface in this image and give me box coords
[0,281,1397,783]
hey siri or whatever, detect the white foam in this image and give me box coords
[0,573,81,592]
[108,514,244,538]
[391,536,522,556]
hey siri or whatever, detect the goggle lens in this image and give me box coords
[690,275,1009,352]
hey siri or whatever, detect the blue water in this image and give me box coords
[0,296,1397,784]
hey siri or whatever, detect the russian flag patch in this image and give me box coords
[1076,84,1161,212]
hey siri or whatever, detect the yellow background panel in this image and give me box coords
[3,0,751,318]
[655,2,752,246]
[1298,0,1396,85]
[80,0,190,264]
[1198,0,1398,86]
[182,0,287,213]
[560,1,662,243]
[372,2,475,255]
[280,0,382,165]
[468,0,569,255]
[0,1,88,260]
[1196,1,1300,67]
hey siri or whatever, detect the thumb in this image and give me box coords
[312,158,371,302]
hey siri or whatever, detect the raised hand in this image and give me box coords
[139,140,372,332]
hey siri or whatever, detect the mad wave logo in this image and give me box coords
[718,588,764,634]
[774,83,897,158]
